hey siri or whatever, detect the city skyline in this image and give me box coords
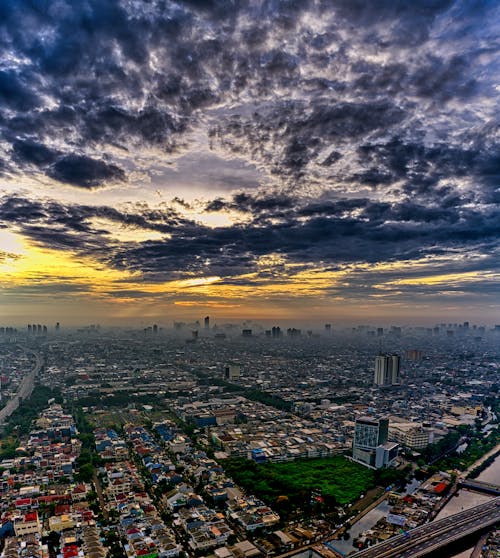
[0,1,499,324]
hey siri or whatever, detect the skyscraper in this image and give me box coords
[374,354,401,386]
[204,316,210,329]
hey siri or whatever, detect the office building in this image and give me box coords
[374,354,401,386]
[224,364,241,381]
[353,416,398,468]
[389,422,434,450]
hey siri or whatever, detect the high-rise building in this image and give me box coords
[352,416,398,468]
[325,323,332,333]
[354,417,388,450]
[204,316,210,329]
[405,349,423,362]
[374,354,401,386]
[224,364,241,381]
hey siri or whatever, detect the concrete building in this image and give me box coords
[14,512,41,536]
[224,364,241,381]
[353,417,398,468]
[389,422,434,450]
[374,354,401,386]
[375,442,399,468]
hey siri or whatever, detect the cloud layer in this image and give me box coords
[0,0,499,318]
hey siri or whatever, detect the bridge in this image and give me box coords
[353,497,500,558]
[459,478,500,496]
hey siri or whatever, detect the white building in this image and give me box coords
[374,354,401,386]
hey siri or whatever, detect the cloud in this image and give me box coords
[1,192,497,287]
[0,0,498,313]
[47,154,126,189]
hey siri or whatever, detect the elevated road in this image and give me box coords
[459,479,500,495]
[354,497,500,558]
[0,349,43,424]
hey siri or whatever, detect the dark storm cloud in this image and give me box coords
[210,100,406,180]
[12,140,59,167]
[47,155,126,189]
[1,189,498,299]
[104,199,499,281]
[0,0,497,185]
[0,195,188,254]
[0,70,40,111]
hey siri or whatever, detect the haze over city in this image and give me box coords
[0,1,498,324]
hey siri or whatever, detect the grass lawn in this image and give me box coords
[223,455,375,507]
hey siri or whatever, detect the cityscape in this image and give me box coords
[0,2,499,558]
[0,321,498,558]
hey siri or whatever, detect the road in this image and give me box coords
[354,497,500,558]
[93,469,109,520]
[0,348,43,424]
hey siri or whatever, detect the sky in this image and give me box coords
[0,0,499,326]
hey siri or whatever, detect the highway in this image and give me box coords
[459,478,500,495]
[0,348,43,424]
[354,497,500,558]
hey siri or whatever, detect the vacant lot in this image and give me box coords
[223,455,375,507]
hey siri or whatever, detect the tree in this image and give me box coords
[77,463,94,482]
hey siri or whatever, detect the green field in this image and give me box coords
[223,455,375,507]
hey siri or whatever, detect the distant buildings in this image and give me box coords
[271,326,282,338]
[352,416,398,468]
[374,354,401,386]
[405,349,423,362]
